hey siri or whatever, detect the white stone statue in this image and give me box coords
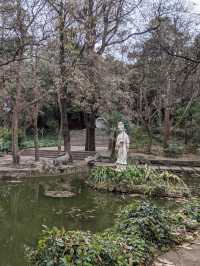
[116,122,130,170]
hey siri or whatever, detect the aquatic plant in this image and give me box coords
[88,166,190,198]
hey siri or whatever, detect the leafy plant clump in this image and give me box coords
[0,127,25,152]
[174,199,200,229]
[26,201,200,266]
[183,199,200,223]
[88,166,190,198]
[171,199,200,237]
[26,224,148,266]
[115,202,175,248]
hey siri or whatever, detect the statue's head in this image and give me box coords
[118,121,125,132]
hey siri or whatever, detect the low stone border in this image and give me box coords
[129,154,200,167]
[0,159,200,181]
[0,164,89,180]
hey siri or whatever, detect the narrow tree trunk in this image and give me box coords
[110,130,117,160]
[108,137,112,151]
[60,98,71,156]
[12,106,19,165]
[147,138,153,154]
[85,113,96,151]
[146,131,153,154]
[163,107,171,148]
[84,1,97,152]
[57,129,62,153]
[57,94,63,153]
[85,127,96,151]
[12,60,21,165]
[58,2,71,160]
[184,123,187,145]
[163,77,172,148]
[32,49,40,161]
[11,0,24,165]
[33,103,39,161]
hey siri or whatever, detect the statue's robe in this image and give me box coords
[116,131,130,165]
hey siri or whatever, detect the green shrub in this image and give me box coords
[0,128,11,152]
[21,135,58,149]
[171,199,200,234]
[163,143,184,158]
[115,202,175,248]
[102,111,131,135]
[130,126,152,150]
[184,200,200,222]
[88,166,190,198]
[26,227,148,266]
[90,166,149,186]
[27,229,95,266]
[0,128,25,152]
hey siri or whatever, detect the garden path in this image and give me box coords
[154,238,200,266]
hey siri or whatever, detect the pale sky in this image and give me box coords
[189,0,200,13]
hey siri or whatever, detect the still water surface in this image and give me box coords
[0,174,199,266]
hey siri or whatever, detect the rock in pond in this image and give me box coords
[7,180,23,183]
[44,191,76,198]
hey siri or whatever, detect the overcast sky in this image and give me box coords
[189,0,200,13]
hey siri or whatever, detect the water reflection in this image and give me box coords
[0,173,199,266]
[0,176,132,266]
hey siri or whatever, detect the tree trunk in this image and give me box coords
[57,94,63,153]
[12,59,22,165]
[11,0,25,165]
[33,103,39,161]
[163,107,171,148]
[163,77,172,148]
[85,113,96,151]
[145,125,153,154]
[146,132,153,154]
[84,0,97,152]
[60,98,71,157]
[85,127,96,151]
[110,130,117,160]
[58,2,71,160]
[12,107,20,165]
[108,137,112,151]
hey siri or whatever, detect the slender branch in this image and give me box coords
[159,43,200,64]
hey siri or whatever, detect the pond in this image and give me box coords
[0,173,199,266]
